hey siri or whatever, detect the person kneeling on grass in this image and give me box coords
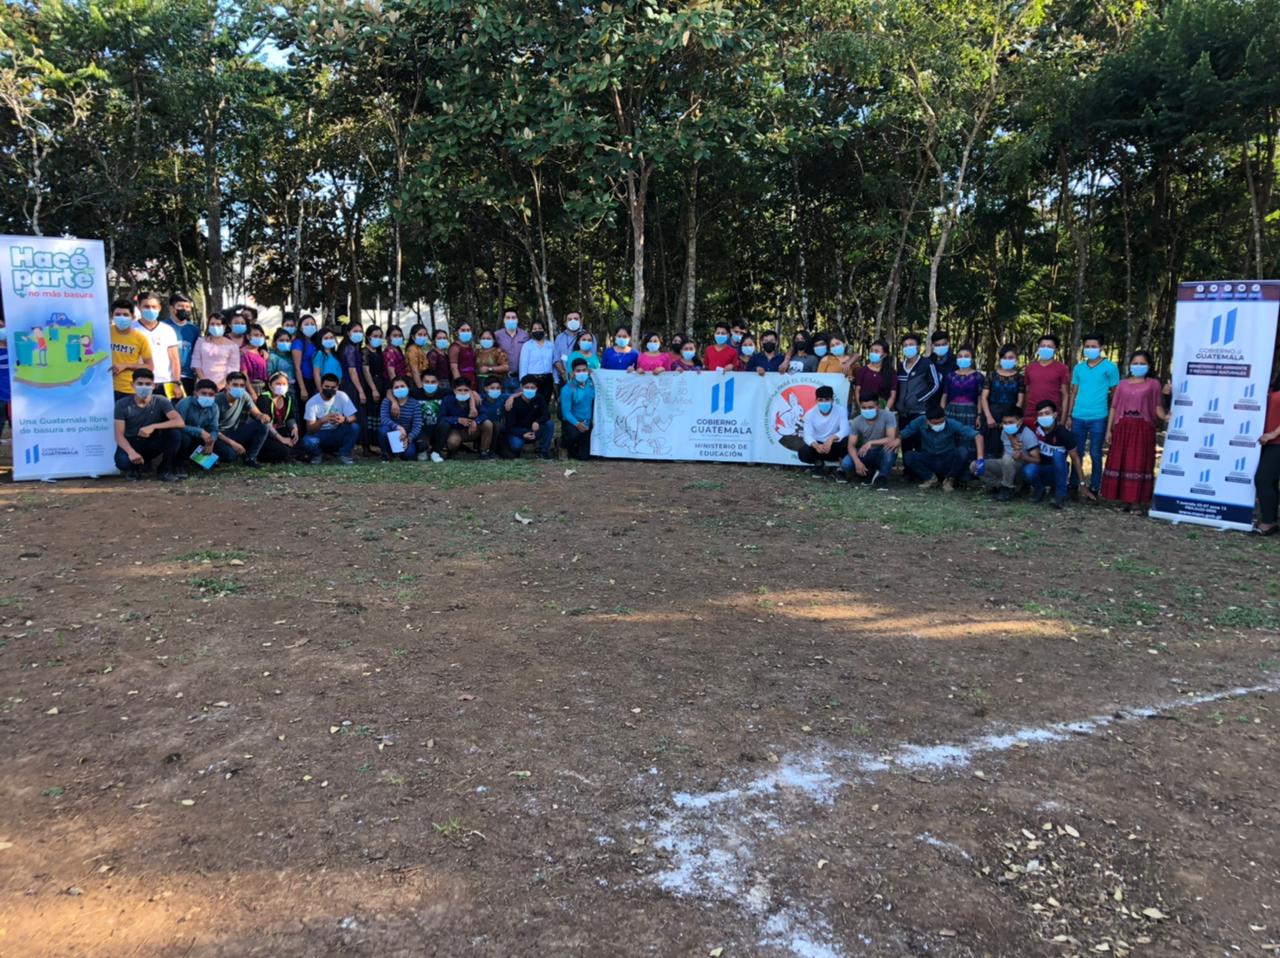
[213,371,269,467]
[114,369,185,481]
[899,404,985,492]
[302,372,360,464]
[379,377,424,462]
[841,396,898,486]
[982,406,1040,502]
[798,385,850,477]
[560,358,595,460]
[504,374,554,459]
[175,378,221,473]
[478,377,507,458]
[1025,399,1087,510]
[439,379,494,459]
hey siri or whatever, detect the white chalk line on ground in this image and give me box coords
[638,679,1280,958]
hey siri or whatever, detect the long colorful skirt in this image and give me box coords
[1101,417,1156,505]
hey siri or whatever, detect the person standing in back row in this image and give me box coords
[891,332,940,451]
[110,300,154,399]
[133,292,184,400]
[1100,350,1166,513]
[1069,332,1119,499]
[1023,334,1071,428]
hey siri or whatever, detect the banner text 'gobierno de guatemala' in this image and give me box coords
[0,235,117,481]
[1151,280,1279,531]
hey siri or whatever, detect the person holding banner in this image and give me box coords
[637,332,677,373]
[1253,374,1280,536]
[113,369,184,480]
[110,299,154,399]
[745,330,786,374]
[1100,351,1167,511]
[798,385,850,476]
[603,326,639,371]
[704,323,740,372]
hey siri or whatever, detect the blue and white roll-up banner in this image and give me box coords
[590,369,851,465]
[1151,280,1279,530]
[0,235,117,480]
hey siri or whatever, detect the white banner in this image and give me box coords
[589,369,851,465]
[1151,280,1279,531]
[0,235,117,480]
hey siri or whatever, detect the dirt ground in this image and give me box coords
[1,452,1278,958]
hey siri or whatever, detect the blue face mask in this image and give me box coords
[860,408,877,420]
[480,339,495,350]
[831,344,846,357]
[929,421,946,432]
[1129,364,1148,377]
[1083,347,1101,361]
[574,371,589,384]
[504,319,518,331]
[113,316,133,331]
[1037,414,1055,428]
[580,341,595,353]
[322,340,336,351]
[393,386,409,399]
[207,324,225,338]
[646,341,661,352]
[458,331,472,343]
[196,395,215,409]
[740,346,755,357]
[301,324,317,336]
[414,336,428,347]
[229,386,246,400]
[868,352,883,364]
[390,337,404,348]
[455,392,471,403]
[615,337,630,348]
[732,333,743,344]
[435,339,449,350]
[933,344,950,356]
[714,334,729,346]
[956,356,973,369]
[902,345,919,359]
[276,341,292,354]
[486,389,501,399]
[1000,358,1017,370]
[522,388,537,400]
[682,350,696,362]
[817,401,833,414]
[1002,423,1019,436]
[250,335,265,348]
[134,384,153,398]
[141,308,160,322]
[1038,346,1055,361]
[349,332,364,344]
[369,338,383,349]
[423,383,439,395]
[231,323,247,335]
[813,345,829,358]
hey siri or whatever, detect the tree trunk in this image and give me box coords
[203,121,224,314]
[1243,123,1275,281]
[627,161,652,339]
[681,167,699,336]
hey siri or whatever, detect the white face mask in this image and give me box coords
[272,384,289,397]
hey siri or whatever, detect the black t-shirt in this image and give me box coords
[1034,423,1077,455]
[114,396,175,438]
[507,395,549,431]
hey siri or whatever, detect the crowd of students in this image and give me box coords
[34,294,1279,534]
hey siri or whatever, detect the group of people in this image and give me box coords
[75,295,1280,533]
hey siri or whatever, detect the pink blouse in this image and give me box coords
[240,347,268,383]
[637,351,676,372]
[1112,378,1162,426]
[192,338,241,387]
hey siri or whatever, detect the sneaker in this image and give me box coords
[809,466,826,480]
[941,478,955,493]
[127,468,144,481]
[339,456,355,465]
[430,452,444,464]
[174,467,190,481]
[918,476,938,490]
[869,469,881,486]
[416,452,430,462]
[480,451,494,460]
[872,474,889,490]
[834,471,850,484]
[158,470,178,482]
[242,458,261,469]
[310,454,323,465]
[1052,495,1065,510]
[996,487,1013,502]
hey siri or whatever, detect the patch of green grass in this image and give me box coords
[41,786,65,797]
[799,487,983,535]
[313,459,541,488]
[189,576,247,597]
[683,479,725,491]
[1214,605,1280,631]
[1106,555,1157,576]
[433,817,465,839]
[356,762,374,775]
[174,549,254,563]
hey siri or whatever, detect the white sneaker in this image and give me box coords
[430,452,444,463]
[416,452,429,462]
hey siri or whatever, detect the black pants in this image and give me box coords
[258,432,300,464]
[898,412,922,452]
[798,443,845,466]
[1258,444,1280,524]
[529,374,554,406]
[116,431,180,473]
[214,420,269,463]
[561,423,592,460]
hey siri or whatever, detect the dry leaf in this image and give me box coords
[1063,824,1080,838]
[817,859,828,870]
[329,726,340,734]
[0,841,14,851]
[709,949,723,957]
[458,693,475,701]
[1141,907,1166,920]
[179,799,195,806]
[514,513,533,525]
[939,929,957,938]
[45,707,59,715]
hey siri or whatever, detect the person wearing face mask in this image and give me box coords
[176,378,223,474]
[1026,400,1086,509]
[568,331,601,372]
[820,334,854,379]
[1100,350,1167,512]
[405,323,432,395]
[704,323,740,372]
[224,309,249,349]
[383,325,409,383]
[337,323,368,435]
[603,326,640,371]
[981,344,1024,455]
[842,395,899,487]
[1023,334,1071,428]
[1068,332,1119,499]
[254,371,301,463]
[671,339,702,372]
[475,329,510,386]
[797,385,850,477]
[438,378,493,458]
[239,322,269,394]
[731,322,749,350]
[559,358,596,460]
[813,334,840,375]
[212,371,269,467]
[517,320,556,401]
[502,375,554,459]
[192,313,239,391]
[477,376,508,458]
[423,328,453,389]
[495,310,529,391]
[109,299,155,399]
[267,328,298,404]
[854,338,894,407]
[891,332,941,451]
[637,333,676,373]
[449,322,479,389]
[113,369,185,480]
[553,311,584,385]
[929,331,957,379]
[302,372,361,464]
[941,344,984,461]
[982,407,1041,502]
[133,292,184,400]
[782,331,818,374]
[377,377,425,462]
[898,403,985,492]
[361,325,389,416]
[165,293,200,395]
[745,329,785,375]
[417,372,446,461]
[291,314,321,404]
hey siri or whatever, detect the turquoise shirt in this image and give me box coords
[1071,359,1119,420]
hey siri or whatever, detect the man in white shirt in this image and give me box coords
[134,291,184,399]
[301,373,360,464]
[798,384,849,477]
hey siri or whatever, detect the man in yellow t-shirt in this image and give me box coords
[110,299,153,398]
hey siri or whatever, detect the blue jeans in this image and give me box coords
[1024,449,1069,498]
[378,429,418,461]
[507,427,553,457]
[841,445,897,479]
[1070,417,1106,492]
[904,449,967,481]
[301,422,360,459]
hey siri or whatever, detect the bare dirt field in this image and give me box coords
[1,455,1278,957]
